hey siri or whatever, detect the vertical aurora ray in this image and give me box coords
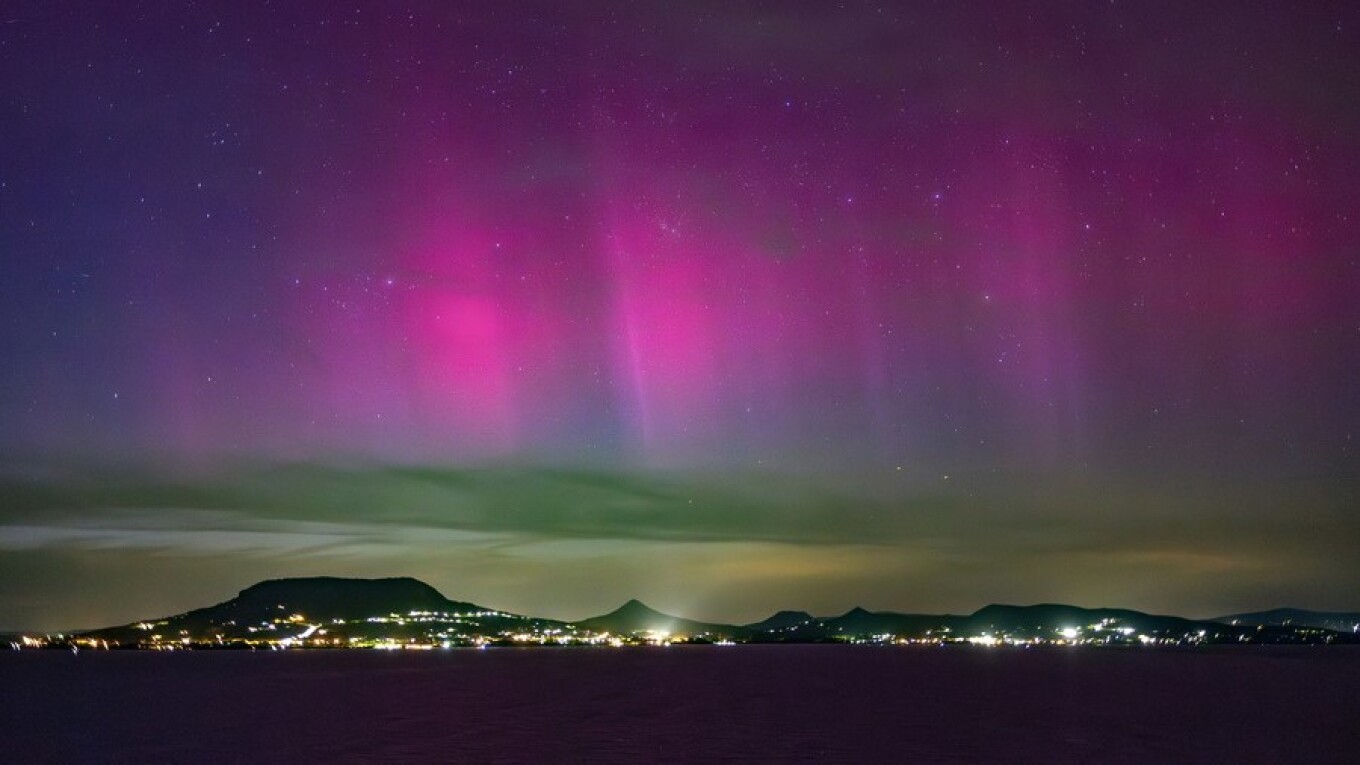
[1,1,1357,625]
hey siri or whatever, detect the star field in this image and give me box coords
[0,1,1357,629]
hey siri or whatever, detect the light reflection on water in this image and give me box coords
[3,645,1358,762]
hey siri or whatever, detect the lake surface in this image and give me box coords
[3,645,1358,762]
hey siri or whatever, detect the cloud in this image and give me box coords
[0,462,913,546]
[1,462,1355,560]
[0,508,511,556]
[0,460,1356,630]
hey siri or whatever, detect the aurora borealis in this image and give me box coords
[1,2,1357,631]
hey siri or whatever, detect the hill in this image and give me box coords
[745,610,815,632]
[41,577,1357,648]
[75,576,551,647]
[748,603,1293,644]
[577,599,749,640]
[821,607,960,638]
[964,603,1204,637]
[205,576,479,621]
[1212,608,1360,633]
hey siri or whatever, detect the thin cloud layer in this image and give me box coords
[1,462,1355,631]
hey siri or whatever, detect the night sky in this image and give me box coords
[2,1,1358,631]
